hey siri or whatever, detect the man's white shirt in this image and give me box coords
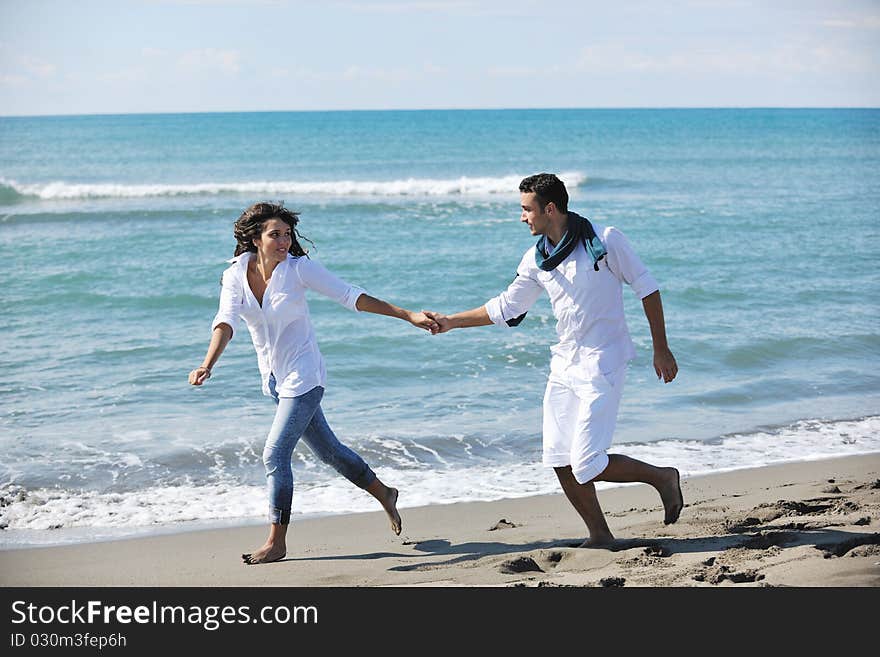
[484,223,658,380]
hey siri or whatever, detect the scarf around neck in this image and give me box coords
[534,211,607,272]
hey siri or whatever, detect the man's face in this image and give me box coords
[520,192,551,236]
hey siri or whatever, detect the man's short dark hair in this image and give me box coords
[519,173,568,213]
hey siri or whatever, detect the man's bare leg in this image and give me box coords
[242,522,288,565]
[365,478,402,535]
[554,466,615,547]
[596,454,683,525]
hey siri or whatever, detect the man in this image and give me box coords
[426,173,682,547]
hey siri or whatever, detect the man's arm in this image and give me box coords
[427,253,544,334]
[424,306,493,333]
[641,290,677,383]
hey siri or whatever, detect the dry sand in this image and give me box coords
[1,453,878,587]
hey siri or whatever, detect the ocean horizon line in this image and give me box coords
[2,106,879,120]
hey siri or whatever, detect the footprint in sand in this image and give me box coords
[740,531,798,550]
[818,533,880,558]
[695,563,764,584]
[545,551,565,564]
[643,544,671,557]
[488,518,518,531]
[499,556,543,574]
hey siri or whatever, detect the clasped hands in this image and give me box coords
[408,310,451,335]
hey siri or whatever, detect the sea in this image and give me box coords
[1,108,878,549]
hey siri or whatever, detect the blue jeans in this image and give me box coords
[263,375,376,524]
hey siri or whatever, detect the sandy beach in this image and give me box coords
[1,453,878,587]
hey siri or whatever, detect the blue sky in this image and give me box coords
[1,0,878,116]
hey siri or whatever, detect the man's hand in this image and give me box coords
[653,347,678,383]
[408,311,440,334]
[423,311,453,334]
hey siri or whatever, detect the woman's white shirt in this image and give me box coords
[212,252,366,398]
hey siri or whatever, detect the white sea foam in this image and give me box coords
[0,172,587,200]
[618,415,880,478]
[1,415,878,548]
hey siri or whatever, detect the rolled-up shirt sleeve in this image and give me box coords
[296,257,367,311]
[212,268,242,336]
[604,227,659,299]
[485,253,545,328]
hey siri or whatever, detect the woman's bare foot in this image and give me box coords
[659,467,684,525]
[365,480,402,535]
[383,487,402,535]
[242,543,286,565]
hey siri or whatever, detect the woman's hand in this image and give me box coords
[408,311,440,334]
[422,310,452,333]
[188,366,212,386]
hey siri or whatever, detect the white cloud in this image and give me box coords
[822,15,880,29]
[423,63,449,76]
[145,0,285,5]
[141,47,168,58]
[0,74,28,86]
[0,53,57,88]
[339,1,473,11]
[485,37,878,83]
[98,67,148,84]
[686,0,753,7]
[265,66,337,82]
[487,64,559,77]
[342,65,414,83]
[334,0,538,16]
[573,41,877,76]
[270,63,447,83]
[177,48,241,75]
[18,55,57,78]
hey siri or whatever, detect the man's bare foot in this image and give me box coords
[578,533,616,548]
[241,544,286,565]
[659,467,684,525]
[383,487,402,535]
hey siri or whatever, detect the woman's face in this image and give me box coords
[253,218,292,262]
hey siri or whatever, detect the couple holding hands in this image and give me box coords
[189,173,682,565]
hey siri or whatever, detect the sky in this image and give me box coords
[1,0,879,116]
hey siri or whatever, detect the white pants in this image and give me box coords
[541,363,627,484]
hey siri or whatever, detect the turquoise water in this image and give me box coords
[1,109,878,546]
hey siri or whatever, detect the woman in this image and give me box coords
[189,201,437,565]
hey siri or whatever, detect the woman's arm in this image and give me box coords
[193,265,242,385]
[355,294,439,333]
[189,323,233,385]
[297,258,438,332]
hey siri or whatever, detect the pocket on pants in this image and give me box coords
[599,364,627,391]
